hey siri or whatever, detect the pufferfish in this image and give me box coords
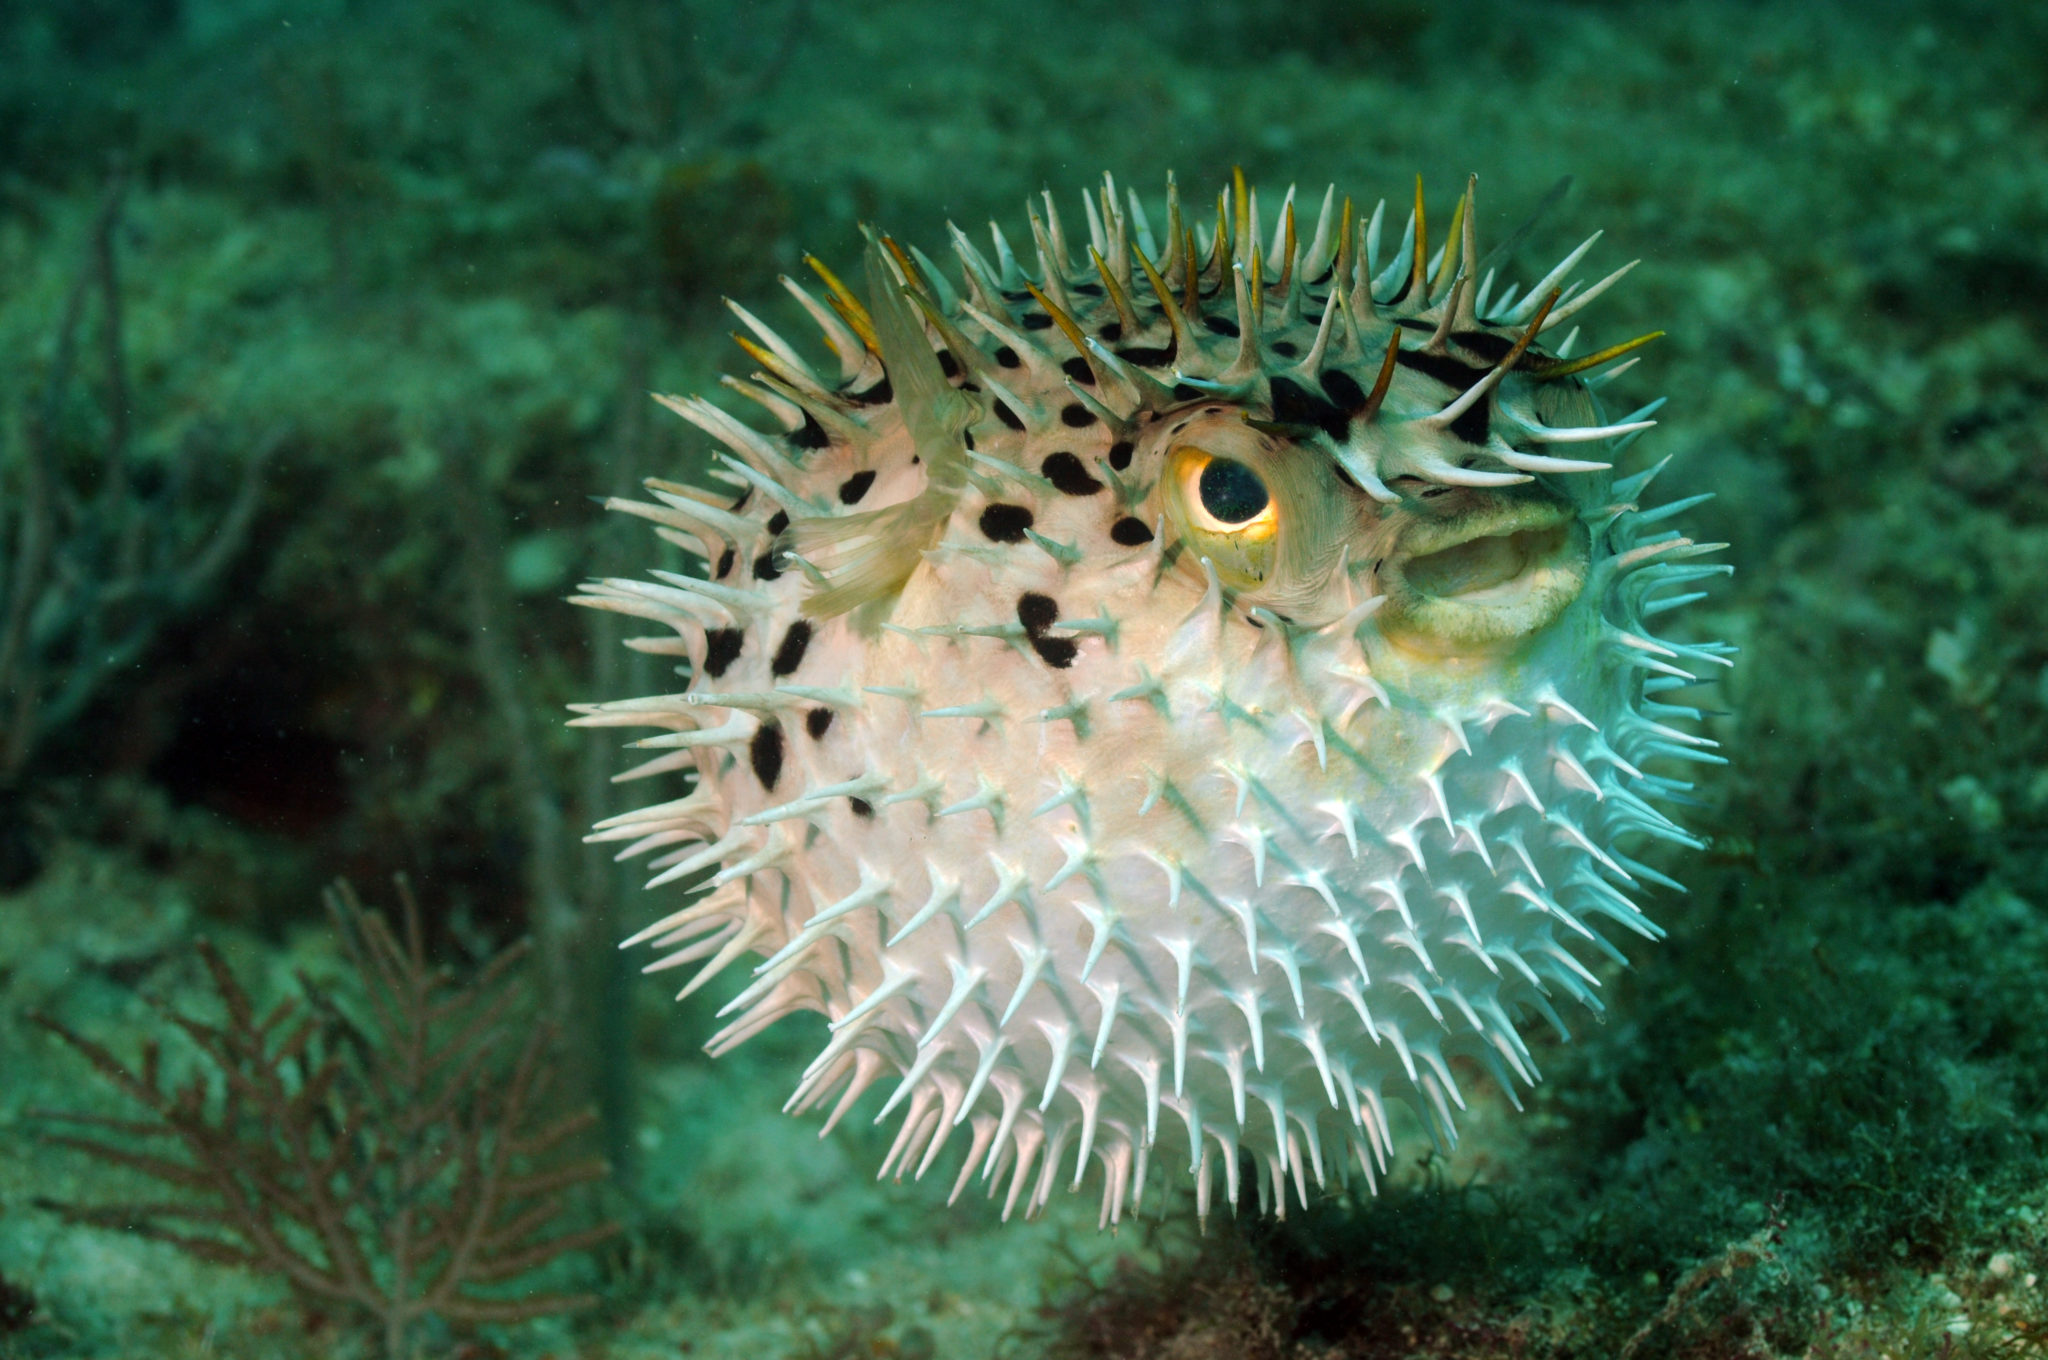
[572,171,1731,1227]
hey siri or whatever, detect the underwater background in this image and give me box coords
[3,0,2046,1355]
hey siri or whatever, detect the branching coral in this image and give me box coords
[30,879,619,1360]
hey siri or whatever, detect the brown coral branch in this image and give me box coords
[32,880,620,1359]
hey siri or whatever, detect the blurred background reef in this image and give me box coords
[3,0,2048,1355]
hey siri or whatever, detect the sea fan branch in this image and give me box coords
[29,880,619,1359]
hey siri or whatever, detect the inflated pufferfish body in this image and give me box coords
[574,172,1731,1226]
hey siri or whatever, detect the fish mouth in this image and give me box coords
[1379,495,1589,655]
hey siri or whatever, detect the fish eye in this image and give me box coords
[1196,458,1270,525]
[1169,447,1279,585]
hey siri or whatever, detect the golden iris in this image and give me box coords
[1171,449,1279,585]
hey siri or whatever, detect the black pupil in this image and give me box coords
[1197,458,1270,524]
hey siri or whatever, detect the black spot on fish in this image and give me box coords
[771,620,812,676]
[1269,375,1350,441]
[1108,439,1134,470]
[1110,516,1155,546]
[1270,339,1299,357]
[1454,330,1516,362]
[1071,282,1104,297]
[1097,322,1123,342]
[1060,403,1099,428]
[995,345,1020,368]
[767,510,790,535]
[1320,368,1366,412]
[1042,451,1103,496]
[716,547,736,579]
[806,707,835,739]
[704,628,743,678]
[1172,383,1205,402]
[996,401,1025,430]
[792,412,830,449]
[980,503,1034,542]
[849,797,875,818]
[937,350,961,378]
[1061,357,1095,386]
[850,377,893,406]
[1202,315,1240,337]
[750,721,784,790]
[1016,591,1081,669]
[1016,592,1059,636]
[1022,313,1054,330]
[1397,348,1490,392]
[729,488,752,512]
[1449,401,1491,446]
[753,552,781,581]
[1030,635,1078,668]
[838,470,876,504]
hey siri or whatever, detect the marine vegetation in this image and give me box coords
[0,162,268,887]
[29,880,619,1360]
[574,170,1729,1226]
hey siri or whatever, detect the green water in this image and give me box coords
[3,1,2046,1355]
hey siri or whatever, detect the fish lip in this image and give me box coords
[1378,495,1590,654]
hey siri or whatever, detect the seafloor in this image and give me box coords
[2,0,2046,1356]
